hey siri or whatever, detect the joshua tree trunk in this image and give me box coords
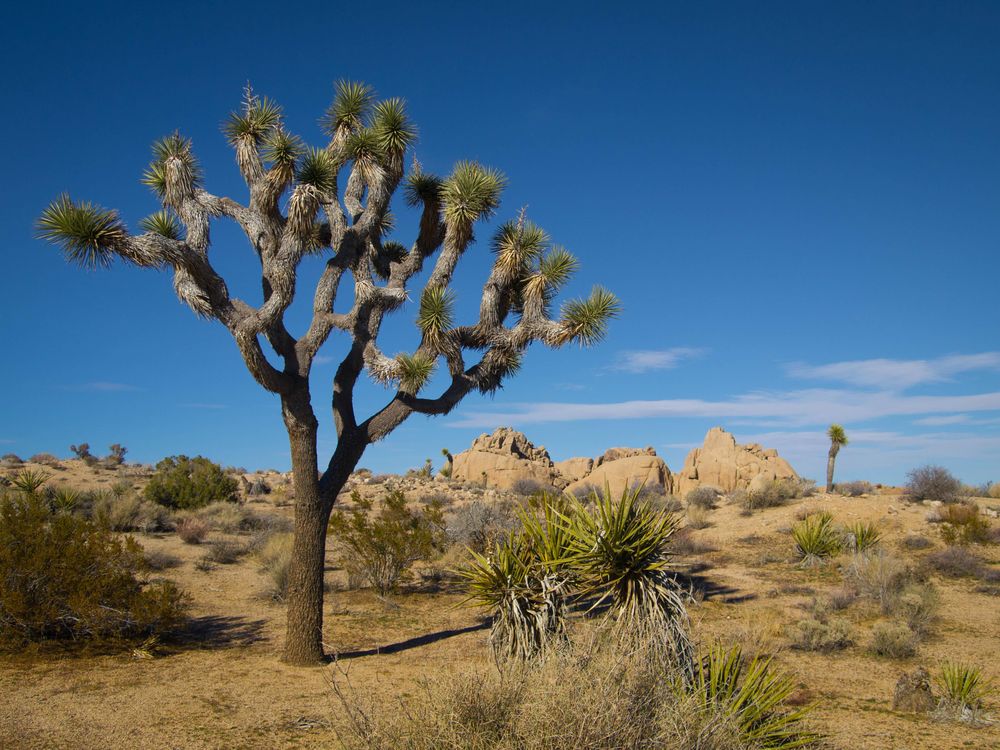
[39,81,620,665]
[825,446,838,493]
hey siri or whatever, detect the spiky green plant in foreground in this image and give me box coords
[936,661,994,714]
[37,79,620,665]
[695,644,820,748]
[846,520,881,555]
[561,485,694,676]
[792,511,841,566]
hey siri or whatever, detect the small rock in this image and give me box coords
[892,667,935,713]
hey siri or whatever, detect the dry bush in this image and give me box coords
[91,492,172,533]
[256,532,294,601]
[924,547,997,580]
[29,453,62,467]
[144,549,182,571]
[835,480,874,497]
[893,584,940,636]
[0,454,23,469]
[177,517,209,545]
[826,587,857,611]
[868,622,917,659]
[669,527,718,556]
[845,551,914,612]
[900,534,934,551]
[938,503,993,545]
[0,493,187,648]
[904,465,962,503]
[510,478,556,497]
[182,501,267,534]
[686,505,713,530]
[447,497,520,553]
[788,617,853,652]
[742,478,813,513]
[685,486,720,510]
[203,540,248,565]
[989,484,1000,500]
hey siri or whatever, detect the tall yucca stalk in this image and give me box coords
[695,644,819,748]
[560,485,693,676]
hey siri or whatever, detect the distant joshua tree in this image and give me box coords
[38,82,619,664]
[826,424,848,493]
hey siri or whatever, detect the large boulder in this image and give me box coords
[554,457,593,483]
[675,427,798,496]
[451,427,565,490]
[565,453,673,497]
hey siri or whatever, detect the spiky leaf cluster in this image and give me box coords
[322,80,374,135]
[827,424,848,447]
[262,128,303,170]
[441,161,505,226]
[560,286,621,346]
[417,286,455,340]
[139,210,182,240]
[372,98,416,156]
[37,195,125,268]
[492,219,548,282]
[373,241,408,280]
[404,167,443,207]
[395,353,436,393]
[223,95,282,145]
[296,148,338,193]
[142,132,201,199]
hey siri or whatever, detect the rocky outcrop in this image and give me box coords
[451,428,565,490]
[594,446,657,467]
[675,427,798,496]
[554,457,593,483]
[566,453,672,497]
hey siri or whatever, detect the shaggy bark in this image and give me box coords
[40,85,618,664]
[825,445,839,494]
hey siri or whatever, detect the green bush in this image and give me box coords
[789,617,853,652]
[0,491,187,647]
[792,512,841,566]
[144,455,239,509]
[938,503,992,545]
[329,489,446,596]
[936,661,994,713]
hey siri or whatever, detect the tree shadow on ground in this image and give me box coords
[174,614,269,650]
[331,620,490,661]
[675,568,756,605]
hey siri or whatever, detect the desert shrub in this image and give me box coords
[669,527,717,556]
[29,453,61,467]
[938,503,992,545]
[0,453,23,468]
[936,662,994,716]
[846,551,914,612]
[256,532,294,600]
[246,477,271,496]
[792,512,841,566]
[510,478,554,497]
[893,583,940,636]
[685,485,720,510]
[106,443,128,466]
[827,587,857,611]
[334,641,816,750]
[989,484,1000,500]
[447,498,519,553]
[901,534,934,551]
[924,546,990,579]
[905,465,962,503]
[568,482,599,500]
[628,481,668,502]
[182,501,264,534]
[743,478,812,513]
[836,480,874,497]
[176,517,209,544]
[789,617,853,652]
[91,491,172,532]
[649,494,683,513]
[329,489,446,596]
[144,455,239,509]
[0,492,186,647]
[686,505,713,529]
[406,459,435,478]
[69,442,98,467]
[845,520,882,555]
[869,622,917,659]
[203,540,247,565]
[144,549,182,571]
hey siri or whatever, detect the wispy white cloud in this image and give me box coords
[913,414,1000,426]
[609,348,706,374]
[448,389,1000,429]
[787,352,1000,390]
[62,382,142,393]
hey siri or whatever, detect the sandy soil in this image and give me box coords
[1,462,998,749]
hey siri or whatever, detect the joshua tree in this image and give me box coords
[37,82,619,664]
[825,424,848,493]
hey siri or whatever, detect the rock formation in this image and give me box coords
[451,428,565,490]
[675,427,798,496]
[565,452,672,497]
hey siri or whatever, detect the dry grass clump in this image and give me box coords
[900,534,934,551]
[685,486,720,510]
[835,480,874,497]
[937,503,993,546]
[91,491,172,532]
[669,527,718,556]
[333,640,817,750]
[143,549,182,571]
[446,497,519,553]
[179,501,271,534]
[788,617,853,652]
[686,505,713,530]
[29,453,62,467]
[256,532,294,601]
[0,453,23,469]
[868,622,918,659]
[177,517,209,545]
[741,478,815,515]
[202,539,249,565]
[924,546,999,581]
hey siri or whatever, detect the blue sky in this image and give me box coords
[1,1,998,484]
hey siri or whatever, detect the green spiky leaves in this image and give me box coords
[37,194,126,268]
[142,132,200,202]
[441,161,505,226]
[492,219,548,281]
[559,286,621,346]
[262,128,303,170]
[372,98,416,156]
[296,147,338,193]
[827,423,848,447]
[323,79,374,135]
[418,286,455,340]
[223,95,283,146]
[404,168,443,207]
[139,210,182,240]
[396,352,436,393]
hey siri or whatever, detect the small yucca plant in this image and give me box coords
[936,661,994,713]
[792,512,841,566]
[560,485,693,675]
[846,520,881,555]
[695,644,819,748]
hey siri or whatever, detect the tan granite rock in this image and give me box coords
[675,427,798,495]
